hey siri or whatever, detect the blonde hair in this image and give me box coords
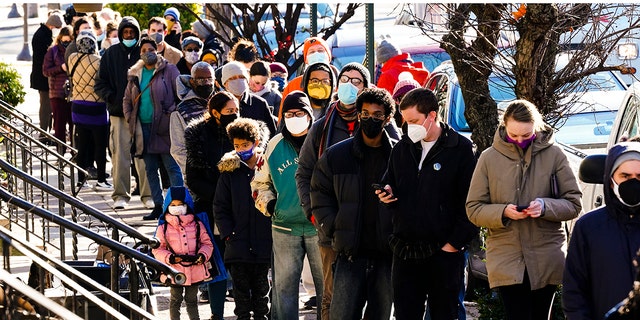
[501,99,545,131]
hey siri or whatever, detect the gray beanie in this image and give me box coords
[338,62,371,88]
[376,39,401,64]
[192,19,216,40]
[46,13,65,29]
[222,61,249,84]
[611,151,640,177]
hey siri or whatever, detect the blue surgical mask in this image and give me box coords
[122,38,137,48]
[306,52,328,65]
[337,82,359,105]
[96,32,106,42]
[237,147,255,161]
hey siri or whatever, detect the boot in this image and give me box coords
[143,206,162,220]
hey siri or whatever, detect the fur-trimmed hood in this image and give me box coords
[127,55,170,81]
[217,120,270,173]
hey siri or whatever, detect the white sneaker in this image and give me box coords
[113,199,127,210]
[94,181,113,191]
[143,199,156,209]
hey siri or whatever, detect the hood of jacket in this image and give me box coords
[126,56,169,81]
[492,124,555,160]
[603,142,640,216]
[176,74,201,101]
[217,120,270,173]
[117,16,141,46]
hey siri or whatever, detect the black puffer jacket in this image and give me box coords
[310,131,396,257]
[94,16,141,117]
[383,123,478,250]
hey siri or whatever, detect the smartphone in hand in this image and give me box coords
[371,183,388,196]
[516,205,528,212]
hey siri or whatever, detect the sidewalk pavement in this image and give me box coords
[0,4,55,31]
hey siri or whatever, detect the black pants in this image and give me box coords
[392,250,465,320]
[74,124,108,182]
[498,270,557,320]
[227,262,270,320]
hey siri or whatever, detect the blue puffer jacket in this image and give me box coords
[563,142,640,320]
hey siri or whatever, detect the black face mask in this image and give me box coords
[218,113,238,129]
[61,41,71,48]
[193,85,214,99]
[360,117,384,139]
[616,178,640,207]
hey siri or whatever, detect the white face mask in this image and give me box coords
[407,117,431,143]
[168,204,188,216]
[110,37,120,45]
[185,51,200,64]
[226,78,249,97]
[284,116,310,135]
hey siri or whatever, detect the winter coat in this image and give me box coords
[30,23,52,91]
[383,123,478,252]
[296,103,401,246]
[239,91,277,139]
[160,43,183,65]
[376,53,430,95]
[68,52,108,126]
[310,131,396,257]
[253,83,282,116]
[94,16,142,117]
[563,143,640,320]
[466,125,582,290]
[184,117,233,217]
[214,149,273,264]
[122,57,180,156]
[42,44,68,99]
[170,75,209,174]
[251,133,317,236]
[153,188,214,286]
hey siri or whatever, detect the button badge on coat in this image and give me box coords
[433,163,441,171]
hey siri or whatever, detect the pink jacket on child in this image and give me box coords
[153,214,214,286]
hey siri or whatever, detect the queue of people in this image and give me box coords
[29,6,640,320]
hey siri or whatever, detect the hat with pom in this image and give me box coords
[376,39,401,64]
[392,72,421,101]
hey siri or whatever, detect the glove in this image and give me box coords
[195,253,206,265]
[266,199,276,216]
[169,254,182,264]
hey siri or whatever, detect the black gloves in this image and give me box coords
[168,254,178,264]
[195,253,206,265]
[267,199,276,216]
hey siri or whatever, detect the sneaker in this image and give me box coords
[143,199,156,209]
[303,296,317,310]
[199,293,209,303]
[94,181,113,191]
[113,199,127,210]
[76,181,91,189]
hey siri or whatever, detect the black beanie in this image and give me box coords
[282,91,314,122]
[338,62,370,88]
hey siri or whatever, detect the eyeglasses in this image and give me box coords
[360,110,386,122]
[283,110,307,118]
[185,48,201,52]
[340,75,363,86]
[193,77,213,86]
[309,78,331,86]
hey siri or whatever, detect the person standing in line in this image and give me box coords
[269,62,288,93]
[43,25,74,155]
[122,37,183,220]
[466,100,581,320]
[94,16,153,210]
[248,61,282,117]
[251,91,323,320]
[301,61,335,120]
[296,62,400,320]
[378,88,478,320]
[214,118,272,320]
[311,88,398,319]
[31,11,64,143]
[563,142,640,320]
[147,16,183,65]
[163,7,182,51]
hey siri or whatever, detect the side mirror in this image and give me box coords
[579,154,607,184]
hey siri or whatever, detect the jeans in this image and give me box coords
[498,270,557,320]
[393,250,465,320]
[140,123,183,206]
[227,262,271,320]
[271,230,323,320]
[208,236,228,318]
[109,116,151,203]
[170,284,199,320]
[330,255,393,320]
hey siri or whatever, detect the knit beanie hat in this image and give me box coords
[376,39,401,64]
[164,7,180,22]
[303,37,332,64]
[611,151,640,177]
[282,90,314,121]
[222,61,249,84]
[392,72,421,101]
[76,30,97,54]
[338,62,371,88]
[269,62,288,75]
[192,19,216,39]
[46,13,65,28]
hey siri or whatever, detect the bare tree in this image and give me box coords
[406,4,640,152]
[177,4,363,76]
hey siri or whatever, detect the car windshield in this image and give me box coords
[553,110,617,148]
[451,77,516,131]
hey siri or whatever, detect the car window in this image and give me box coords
[427,73,451,126]
[554,111,617,148]
[618,94,640,142]
[411,52,451,72]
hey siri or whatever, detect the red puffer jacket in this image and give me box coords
[376,53,430,95]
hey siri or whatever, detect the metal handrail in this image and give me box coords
[0,186,186,285]
[0,269,83,320]
[0,226,160,320]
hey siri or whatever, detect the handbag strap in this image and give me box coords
[68,53,87,79]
